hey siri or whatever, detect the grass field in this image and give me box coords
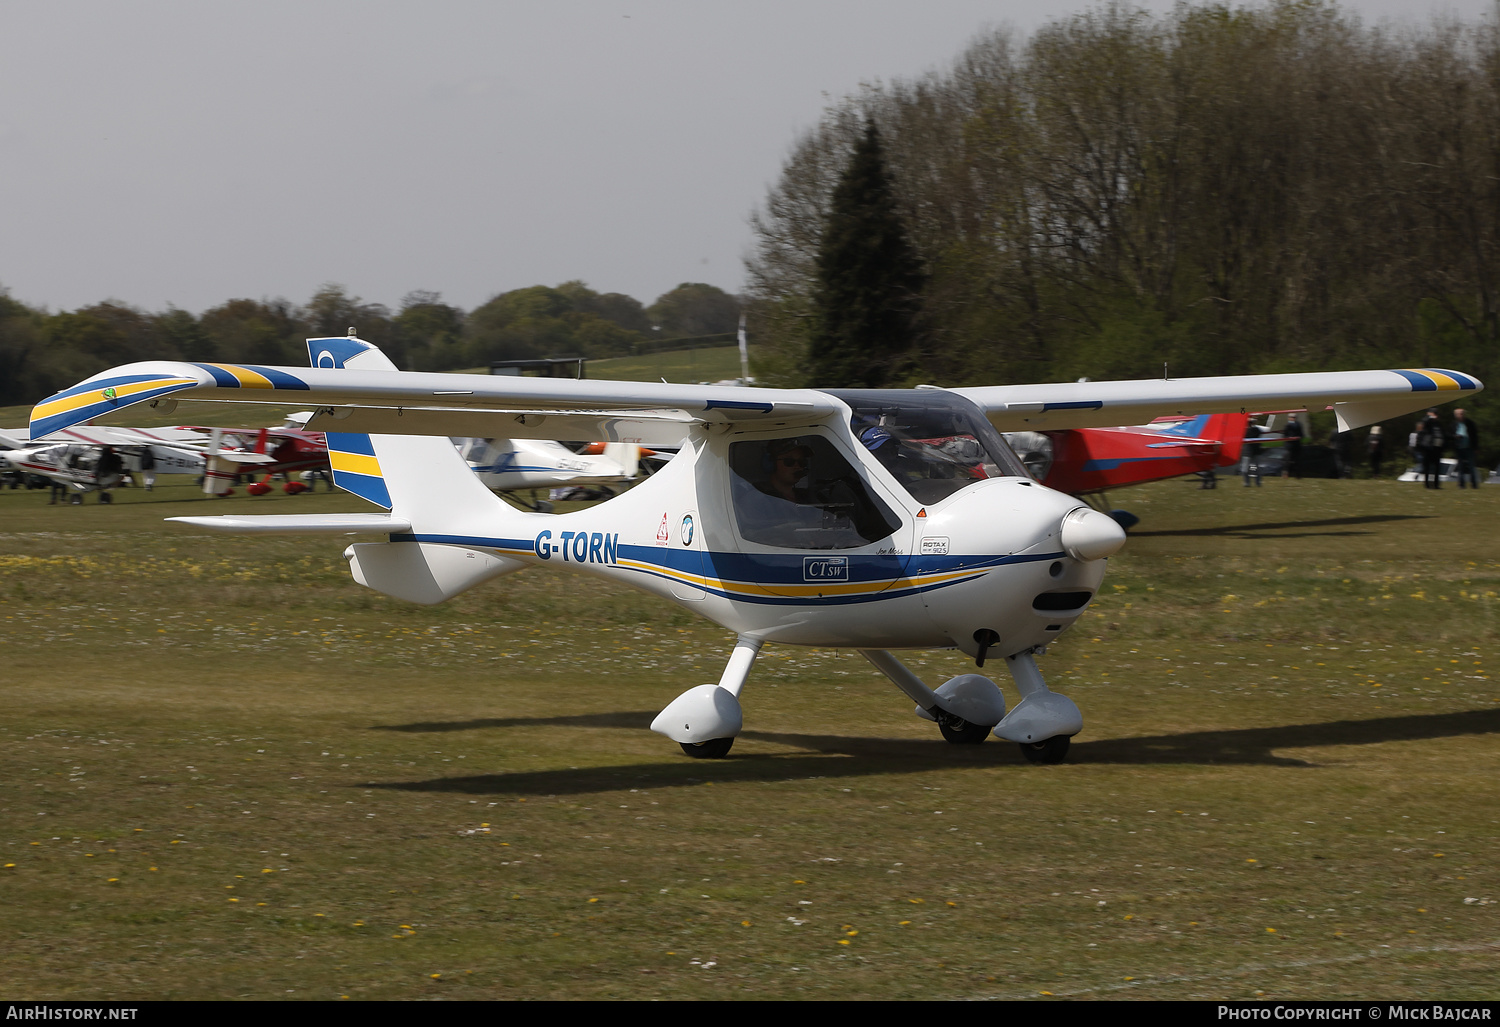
[1,475,1497,1000]
[587,346,745,384]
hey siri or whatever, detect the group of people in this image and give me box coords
[1401,408,1482,489]
[1239,408,1484,486]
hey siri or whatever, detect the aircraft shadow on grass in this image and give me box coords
[1129,513,1430,540]
[363,706,1500,797]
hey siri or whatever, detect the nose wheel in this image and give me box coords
[679,737,735,759]
[937,717,992,745]
[1019,735,1070,764]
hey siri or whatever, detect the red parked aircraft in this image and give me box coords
[1005,412,1249,499]
[181,424,332,496]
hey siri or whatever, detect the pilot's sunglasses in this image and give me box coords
[779,456,809,468]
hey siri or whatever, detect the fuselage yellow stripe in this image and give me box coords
[614,558,985,597]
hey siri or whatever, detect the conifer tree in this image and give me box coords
[808,119,925,388]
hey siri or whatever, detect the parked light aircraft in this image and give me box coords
[177,422,332,495]
[457,437,640,509]
[1005,412,1248,499]
[0,424,275,502]
[30,339,1481,761]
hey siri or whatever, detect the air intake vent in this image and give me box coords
[1033,590,1093,612]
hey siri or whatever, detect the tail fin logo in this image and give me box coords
[308,337,377,369]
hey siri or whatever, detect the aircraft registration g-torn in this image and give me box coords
[31,338,1482,762]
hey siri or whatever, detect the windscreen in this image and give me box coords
[829,389,1032,505]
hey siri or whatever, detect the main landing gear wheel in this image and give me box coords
[680,737,734,759]
[938,718,991,745]
[1020,735,1070,764]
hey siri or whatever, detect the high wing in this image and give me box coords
[30,359,1480,443]
[29,361,838,445]
[951,368,1481,433]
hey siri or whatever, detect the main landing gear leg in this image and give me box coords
[994,650,1082,764]
[859,649,1005,745]
[651,635,762,759]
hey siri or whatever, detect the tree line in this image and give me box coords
[0,280,742,406]
[747,0,1500,443]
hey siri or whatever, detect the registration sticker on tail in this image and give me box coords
[326,432,391,508]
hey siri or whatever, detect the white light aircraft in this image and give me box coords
[0,424,274,502]
[457,436,640,509]
[30,339,1481,761]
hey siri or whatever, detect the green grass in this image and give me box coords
[587,346,746,384]
[1,476,1497,999]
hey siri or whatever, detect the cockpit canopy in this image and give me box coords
[828,389,1032,505]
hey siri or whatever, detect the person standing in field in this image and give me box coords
[1419,410,1446,489]
[1367,425,1385,477]
[1451,408,1480,489]
[1283,414,1304,478]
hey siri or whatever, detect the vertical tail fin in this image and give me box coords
[1205,412,1250,467]
[1152,412,1250,467]
[307,335,519,537]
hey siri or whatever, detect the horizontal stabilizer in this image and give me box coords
[165,513,412,535]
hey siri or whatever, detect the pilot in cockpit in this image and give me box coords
[759,439,813,503]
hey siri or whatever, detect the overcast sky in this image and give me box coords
[1,0,1491,316]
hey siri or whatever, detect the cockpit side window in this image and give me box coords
[830,389,1031,505]
[729,436,900,550]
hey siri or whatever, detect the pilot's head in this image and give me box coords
[767,439,812,485]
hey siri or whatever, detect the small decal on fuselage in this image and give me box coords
[921,536,951,556]
[680,514,695,547]
[803,556,849,582]
[655,513,670,546]
[534,530,620,565]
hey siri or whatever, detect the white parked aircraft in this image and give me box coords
[30,339,1481,760]
[456,436,639,509]
[0,424,274,502]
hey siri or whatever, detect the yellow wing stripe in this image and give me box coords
[1405,369,1463,390]
[203,363,277,389]
[329,451,383,477]
[31,376,198,421]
